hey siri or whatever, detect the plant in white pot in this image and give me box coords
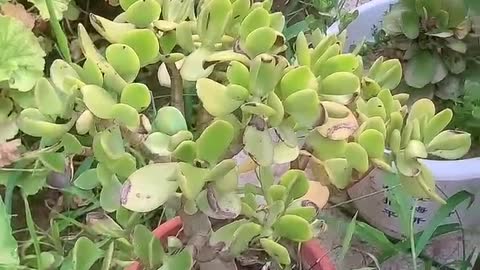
[327,0,480,238]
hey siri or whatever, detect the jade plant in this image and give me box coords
[381,0,476,100]
[0,0,473,269]
[287,32,470,204]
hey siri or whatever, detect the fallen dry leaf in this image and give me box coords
[0,139,21,168]
[1,3,36,30]
[302,180,330,209]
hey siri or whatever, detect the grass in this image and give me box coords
[22,191,43,270]
[45,0,72,63]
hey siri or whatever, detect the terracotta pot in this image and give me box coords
[126,216,336,270]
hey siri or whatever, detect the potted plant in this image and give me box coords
[327,0,479,237]
[0,0,471,269]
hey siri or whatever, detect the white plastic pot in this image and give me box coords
[328,0,480,238]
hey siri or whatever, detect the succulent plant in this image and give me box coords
[380,0,476,101]
[0,0,473,269]
[296,32,471,204]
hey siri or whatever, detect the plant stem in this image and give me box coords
[165,63,185,115]
[45,0,71,63]
[22,192,43,270]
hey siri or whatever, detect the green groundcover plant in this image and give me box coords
[0,0,472,269]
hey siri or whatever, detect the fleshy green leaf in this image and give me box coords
[197,78,249,117]
[106,44,140,83]
[133,225,164,269]
[404,51,435,88]
[273,214,313,242]
[120,83,151,112]
[100,175,122,212]
[121,163,179,212]
[74,169,99,190]
[70,237,102,270]
[196,120,234,165]
[119,29,160,66]
[81,85,116,119]
[34,78,64,116]
[279,169,309,202]
[153,106,187,136]
[125,0,161,28]
[40,152,66,173]
[61,133,82,155]
[18,108,70,139]
[260,239,290,265]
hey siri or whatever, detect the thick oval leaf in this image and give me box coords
[18,108,69,139]
[119,29,160,66]
[120,83,151,112]
[244,26,277,58]
[243,125,274,166]
[100,175,122,212]
[358,129,385,159]
[121,163,179,212]
[279,169,309,201]
[125,0,161,27]
[345,142,369,174]
[153,106,187,135]
[71,237,102,270]
[324,158,352,189]
[196,120,234,165]
[404,51,435,88]
[106,44,140,83]
[197,78,248,117]
[81,85,116,119]
[427,130,471,159]
[74,169,99,190]
[196,188,241,219]
[81,58,103,86]
[34,78,64,116]
[227,61,250,88]
[260,239,291,265]
[283,89,320,128]
[401,11,419,39]
[111,103,140,130]
[279,66,317,99]
[273,214,313,242]
[144,132,171,156]
[320,72,360,95]
[229,222,262,256]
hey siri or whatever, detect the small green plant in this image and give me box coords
[0,0,473,269]
[381,0,474,100]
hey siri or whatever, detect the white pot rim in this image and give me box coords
[421,157,480,182]
[327,0,398,35]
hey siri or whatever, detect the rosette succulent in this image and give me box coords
[381,0,475,100]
